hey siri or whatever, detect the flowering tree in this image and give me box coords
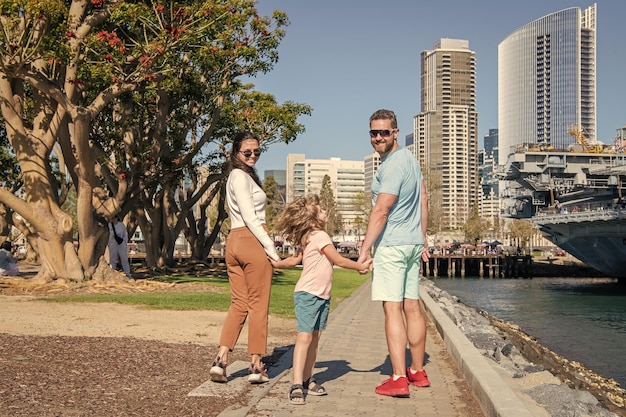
[0,0,310,281]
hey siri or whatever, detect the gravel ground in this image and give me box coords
[0,270,297,417]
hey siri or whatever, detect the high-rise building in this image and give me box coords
[483,129,499,165]
[363,152,380,202]
[285,154,365,235]
[414,38,478,229]
[498,4,597,163]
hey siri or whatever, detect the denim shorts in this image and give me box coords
[371,244,423,302]
[294,291,330,333]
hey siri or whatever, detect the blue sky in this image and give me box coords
[249,1,626,177]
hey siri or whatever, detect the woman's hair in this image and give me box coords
[228,131,262,187]
[275,194,325,247]
[1,241,12,251]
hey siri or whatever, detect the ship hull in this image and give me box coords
[535,210,626,278]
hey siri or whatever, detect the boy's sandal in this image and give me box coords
[289,384,306,405]
[304,377,328,396]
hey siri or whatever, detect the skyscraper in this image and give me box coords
[414,38,478,229]
[498,4,597,163]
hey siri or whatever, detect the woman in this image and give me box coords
[0,241,19,276]
[210,131,280,384]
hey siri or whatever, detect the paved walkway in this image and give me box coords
[206,278,544,417]
[215,280,484,417]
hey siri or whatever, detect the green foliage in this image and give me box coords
[319,174,342,236]
[39,267,370,318]
[507,219,537,248]
[0,123,20,187]
[462,203,487,243]
[263,175,282,234]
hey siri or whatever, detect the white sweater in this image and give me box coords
[226,169,280,261]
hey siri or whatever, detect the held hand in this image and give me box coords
[421,247,430,262]
[357,251,371,265]
[358,258,373,275]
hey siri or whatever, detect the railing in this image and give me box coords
[534,205,626,224]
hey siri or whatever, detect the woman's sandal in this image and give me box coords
[289,384,306,405]
[304,377,328,396]
[209,356,227,383]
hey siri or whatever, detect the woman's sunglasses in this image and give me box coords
[239,149,261,158]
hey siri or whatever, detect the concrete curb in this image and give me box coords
[420,282,537,417]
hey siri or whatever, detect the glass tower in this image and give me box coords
[498,4,597,163]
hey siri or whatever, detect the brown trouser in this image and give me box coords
[220,227,273,355]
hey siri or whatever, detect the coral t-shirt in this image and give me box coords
[294,230,334,300]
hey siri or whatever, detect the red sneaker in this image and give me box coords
[407,368,430,387]
[375,376,410,397]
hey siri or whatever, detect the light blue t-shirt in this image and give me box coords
[372,147,424,247]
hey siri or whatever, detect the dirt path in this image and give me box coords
[0,295,296,346]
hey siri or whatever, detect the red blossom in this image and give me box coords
[155,5,165,13]
[119,173,126,180]
[104,53,112,62]
[65,31,75,39]
[165,25,184,40]
[145,74,157,82]
[91,0,105,8]
[173,7,186,19]
[97,30,123,49]
[139,55,152,68]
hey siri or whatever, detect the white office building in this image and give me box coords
[286,154,365,233]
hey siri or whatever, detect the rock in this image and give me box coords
[423,279,625,416]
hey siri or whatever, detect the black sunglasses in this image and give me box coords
[240,149,261,158]
[369,129,395,138]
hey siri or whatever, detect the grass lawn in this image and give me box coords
[40,268,370,319]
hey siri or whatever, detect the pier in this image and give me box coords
[423,254,533,278]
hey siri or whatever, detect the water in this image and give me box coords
[430,276,626,387]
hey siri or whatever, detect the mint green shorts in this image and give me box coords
[371,245,423,302]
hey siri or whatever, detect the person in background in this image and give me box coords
[271,195,371,405]
[108,215,131,279]
[0,241,19,276]
[210,131,281,385]
[358,109,431,397]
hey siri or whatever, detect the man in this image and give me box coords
[358,109,430,397]
[108,215,132,279]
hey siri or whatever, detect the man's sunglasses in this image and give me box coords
[369,129,396,138]
[239,149,261,158]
